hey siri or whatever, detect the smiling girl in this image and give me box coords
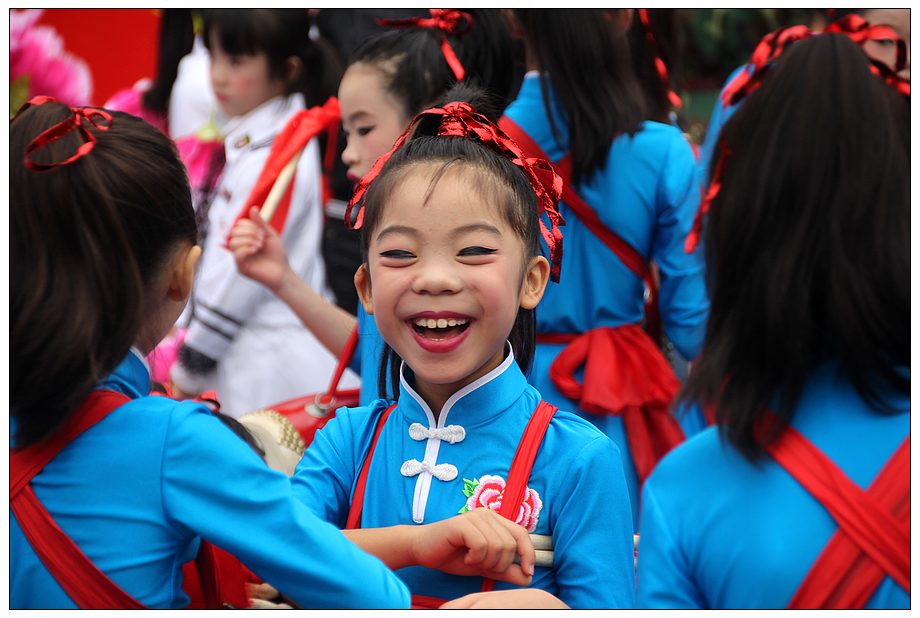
[289,93,635,608]
[229,10,520,407]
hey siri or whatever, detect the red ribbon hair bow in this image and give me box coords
[22,95,114,171]
[722,14,909,108]
[637,9,683,111]
[346,101,566,282]
[376,9,473,81]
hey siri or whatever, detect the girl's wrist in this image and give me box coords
[275,266,303,299]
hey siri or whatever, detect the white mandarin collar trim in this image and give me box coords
[129,346,151,376]
[222,93,303,150]
[399,342,516,428]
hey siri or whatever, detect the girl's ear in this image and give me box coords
[166,244,202,302]
[285,56,302,85]
[354,263,375,315]
[519,255,550,310]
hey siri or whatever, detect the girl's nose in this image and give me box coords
[411,257,462,296]
[341,139,358,168]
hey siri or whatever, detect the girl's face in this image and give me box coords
[338,62,412,183]
[355,164,549,411]
[208,31,287,118]
[863,9,910,81]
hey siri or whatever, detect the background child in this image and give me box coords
[501,9,710,527]
[229,9,521,408]
[169,9,355,418]
[290,93,635,608]
[636,33,909,609]
[10,96,539,610]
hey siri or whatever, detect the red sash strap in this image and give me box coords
[546,325,683,485]
[760,416,910,607]
[499,116,661,342]
[11,390,145,609]
[480,400,557,593]
[345,404,397,530]
[224,97,341,242]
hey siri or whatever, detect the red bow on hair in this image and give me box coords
[345,101,566,282]
[376,9,473,81]
[722,14,909,108]
[637,9,682,111]
[22,95,114,171]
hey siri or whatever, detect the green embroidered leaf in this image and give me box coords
[458,504,470,515]
[462,478,479,498]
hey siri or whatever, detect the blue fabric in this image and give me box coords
[696,64,749,192]
[292,351,636,608]
[11,352,410,609]
[354,304,393,406]
[636,362,910,608]
[504,74,710,524]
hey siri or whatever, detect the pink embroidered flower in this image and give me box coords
[10,9,93,112]
[460,474,543,533]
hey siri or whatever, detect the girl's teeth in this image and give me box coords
[413,317,469,328]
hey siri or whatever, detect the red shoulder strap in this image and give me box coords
[225,97,341,241]
[480,400,558,593]
[11,390,145,609]
[761,416,910,607]
[345,403,397,530]
[498,116,650,280]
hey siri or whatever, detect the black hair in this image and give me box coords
[626,9,682,124]
[142,9,195,114]
[11,101,197,448]
[678,34,909,460]
[513,9,646,186]
[359,87,542,400]
[202,9,342,108]
[350,9,520,120]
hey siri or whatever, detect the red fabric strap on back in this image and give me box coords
[761,417,910,607]
[11,390,145,609]
[480,401,558,593]
[345,404,397,530]
[498,116,650,281]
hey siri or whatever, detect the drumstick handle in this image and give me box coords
[260,151,302,222]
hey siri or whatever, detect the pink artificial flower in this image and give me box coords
[10,9,93,109]
[462,474,544,533]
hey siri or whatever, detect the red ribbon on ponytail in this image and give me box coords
[21,96,114,171]
[722,14,909,108]
[345,101,566,282]
[637,9,683,111]
[376,9,473,81]
[685,143,729,253]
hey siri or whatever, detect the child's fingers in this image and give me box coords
[473,511,520,574]
[491,513,536,578]
[480,563,532,587]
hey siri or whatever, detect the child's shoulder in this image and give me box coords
[545,407,622,456]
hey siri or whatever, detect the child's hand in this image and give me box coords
[440,588,570,609]
[228,206,292,293]
[410,509,535,586]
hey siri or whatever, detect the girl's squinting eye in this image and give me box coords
[356,126,374,136]
[459,246,498,257]
[379,249,415,259]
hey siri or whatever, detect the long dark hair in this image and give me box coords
[202,9,342,108]
[350,9,520,120]
[359,87,542,399]
[142,9,195,114]
[513,9,646,186]
[11,101,197,447]
[678,34,909,460]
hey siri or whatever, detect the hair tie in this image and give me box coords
[376,9,473,81]
[637,9,682,110]
[22,95,113,171]
[346,101,566,282]
[722,14,909,109]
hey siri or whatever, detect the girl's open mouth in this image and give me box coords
[410,317,471,341]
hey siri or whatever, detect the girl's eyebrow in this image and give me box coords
[344,110,374,126]
[376,223,502,243]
